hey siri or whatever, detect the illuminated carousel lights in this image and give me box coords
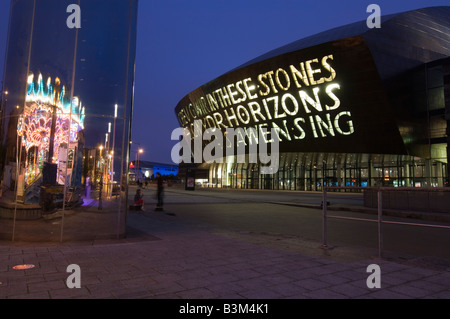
[20,73,86,152]
[18,74,87,186]
[25,73,85,129]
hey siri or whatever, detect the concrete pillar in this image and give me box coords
[404,163,410,187]
[425,159,432,187]
[369,160,377,187]
[336,164,342,187]
[436,162,443,187]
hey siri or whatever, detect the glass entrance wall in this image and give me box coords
[209,152,448,191]
[0,0,138,242]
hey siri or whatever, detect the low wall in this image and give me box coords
[0,201,42,220]
[364,188,450,213]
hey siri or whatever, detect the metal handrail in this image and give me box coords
[321,186,450,258]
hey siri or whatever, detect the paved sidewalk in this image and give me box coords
[0,203,449,300]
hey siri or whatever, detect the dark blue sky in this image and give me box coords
[0,0,449,164]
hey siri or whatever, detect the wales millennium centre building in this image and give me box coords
[175,6,450,191]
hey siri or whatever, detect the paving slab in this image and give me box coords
[0,188,449,303]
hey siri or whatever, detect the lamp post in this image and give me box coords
[98,145,103,210]
[110,104,117,197]
[136,147,143,183]
[130,141,142,183]
[139,148,143,179]
[105,124,109,195]
[0,90,8,136]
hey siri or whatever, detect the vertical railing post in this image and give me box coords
[377,189,383,259]
[322,187,328,249]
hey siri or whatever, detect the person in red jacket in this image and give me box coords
[134,188,144,211]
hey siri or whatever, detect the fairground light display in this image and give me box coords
[18,73,85,193]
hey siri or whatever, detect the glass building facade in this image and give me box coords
[0,0,138,241]
[175,7,450,191]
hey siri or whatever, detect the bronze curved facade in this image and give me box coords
[175,7,450,190]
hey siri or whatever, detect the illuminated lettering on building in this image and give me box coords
[176,54,355,146]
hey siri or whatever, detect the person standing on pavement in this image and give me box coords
[134,188,145,211]
[156,172,164,210]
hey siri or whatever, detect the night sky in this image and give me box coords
[0,0,448,165]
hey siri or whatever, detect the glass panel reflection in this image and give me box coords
[0,0,138,242]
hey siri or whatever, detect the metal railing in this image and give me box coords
[321,186,450,258]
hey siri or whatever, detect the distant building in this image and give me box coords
[129,160,178,182]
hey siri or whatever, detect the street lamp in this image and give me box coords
[130,141,143,183]
[137,148,143,183]
[0,91,8,141]
[98,145,103,210]
[110,104,117,197]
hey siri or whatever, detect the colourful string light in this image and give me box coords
[18,73,86,185]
